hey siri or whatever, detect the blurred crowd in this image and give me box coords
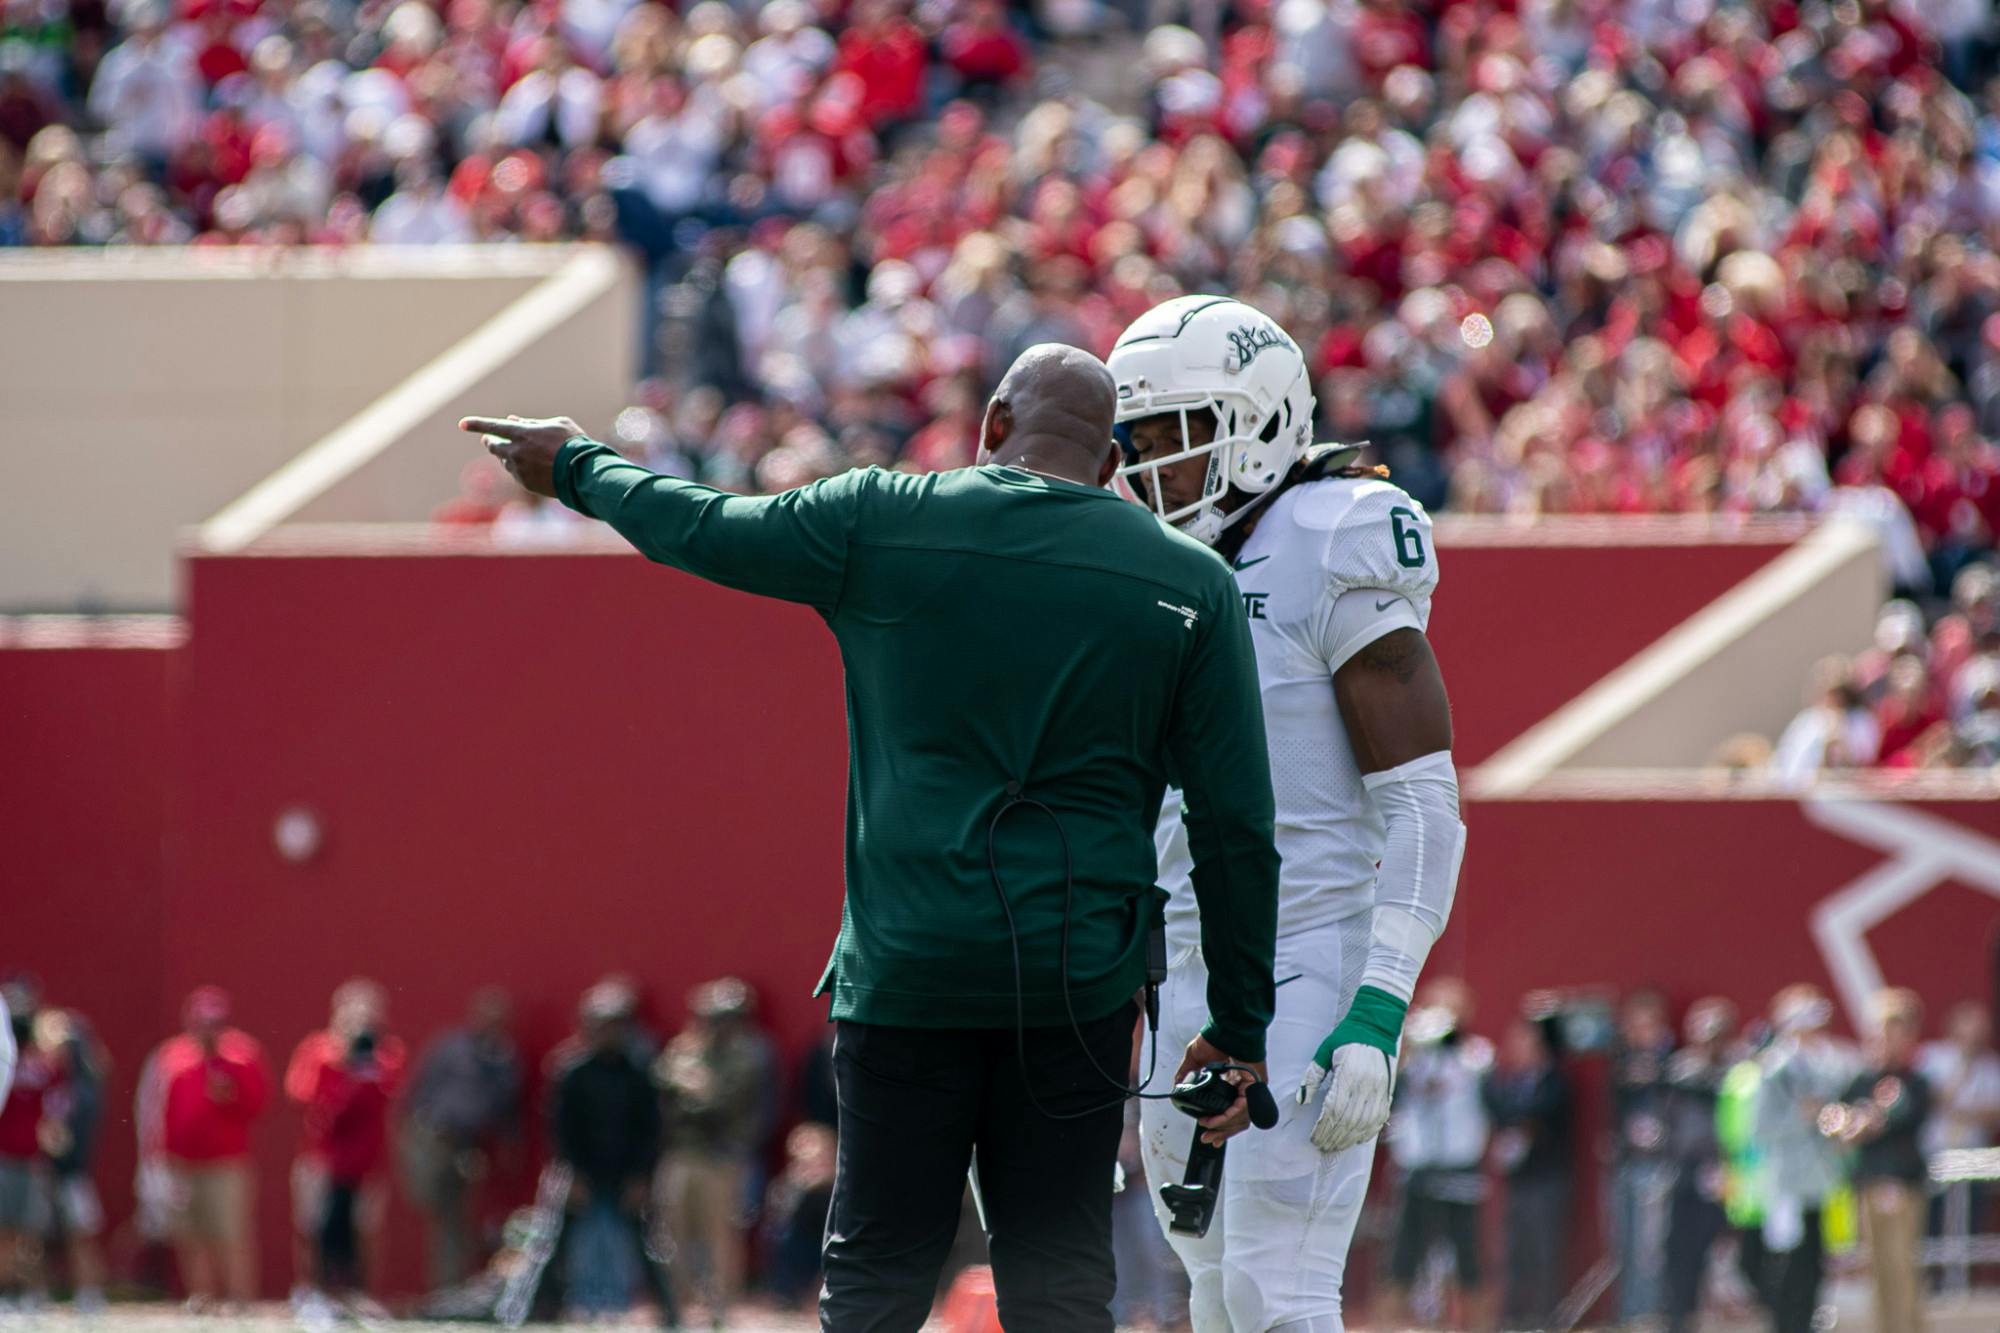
[6,0,2000,572]
[1738,557,2000,780]
[1,968,1996,1326]
[0,970,831,1326]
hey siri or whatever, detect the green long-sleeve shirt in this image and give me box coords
[555,441,1279,1058]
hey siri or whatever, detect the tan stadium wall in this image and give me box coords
[276,248,635,527]
[1473,520,1889,792]
[1562,524,1885,766]
[0,246,634,611]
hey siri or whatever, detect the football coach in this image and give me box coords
[461,344,1278,1332]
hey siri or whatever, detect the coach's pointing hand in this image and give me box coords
[460,415,585,498]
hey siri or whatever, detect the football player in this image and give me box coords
[1112,295,1466,1332]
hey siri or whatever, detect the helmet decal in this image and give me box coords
[1224,323,1291,371]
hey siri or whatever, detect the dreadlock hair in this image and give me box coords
[1214,444,1388,562]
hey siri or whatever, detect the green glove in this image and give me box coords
[1312,985,1408,1068]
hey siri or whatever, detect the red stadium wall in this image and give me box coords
[1424,531,1796,764]
[0,620,180,1259]
[9,525,1991,1303]
[166,539,854,1297]
[1446,797,2000,1011]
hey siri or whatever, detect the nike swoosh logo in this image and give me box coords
[1233,555,1269,571]
[1374,597,1398,612]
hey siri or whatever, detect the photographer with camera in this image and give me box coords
[1824,988,1932,1333]
[285,978,405,1315]
[462,342,1280,1332]
[550,983,679,1325]
[1379,979,1491,1331]
[654,978,776,1330]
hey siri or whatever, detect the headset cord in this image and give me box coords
[986,789,1171,1121]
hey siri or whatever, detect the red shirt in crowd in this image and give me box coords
[940,15,1026,86]
[156,1028,271,1161]
[286,1030,406,1183]
[836,18,927,127]
[0,1046,61,1159]
[1876,695,1944,766]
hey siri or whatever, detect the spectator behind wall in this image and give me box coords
[1917,999,2000,1163]
[552,982,678,1325]
[1380,978,1492,1332]
[36,1005,110,1311]
[761,1122,837,1312]
[1663,997,1739,1333]
[1826,989,1932,1333]
[1607,988,1677,1327]
[1770,656,1881,788]
[0,976,56,1306]
[285,978,405,1307]
[1752,984,1858,1333]
[153,986,270,1309]
[397,986,523,1290]
[1483,1007,1574,1333]
[654,977,777,1331]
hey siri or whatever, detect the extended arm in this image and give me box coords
[462,417,856,610]
[1297,602,1465,1153]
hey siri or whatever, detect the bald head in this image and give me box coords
[996,344,1116,428]
[978,343,1119,485]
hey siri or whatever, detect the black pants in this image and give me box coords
[534,1191,681,1328]
[1389,1175,1484,1288]
[1664,1173,1725,1333]
[820,1001,1136,1333]
[318,1182,362,1291]
[1763,1209,1822,1333]
[1501,1172,1570,1330]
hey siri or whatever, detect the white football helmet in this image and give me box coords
[1109,295,1317,545]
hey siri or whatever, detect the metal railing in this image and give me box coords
[1925,1148,2000,1299]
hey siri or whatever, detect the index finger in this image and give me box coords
[459,416,523,438]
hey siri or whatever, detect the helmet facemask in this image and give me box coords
[1116,390,1301,546]
[1108,294,1318,546]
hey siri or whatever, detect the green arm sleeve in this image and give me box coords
[554,438,858,611]
[1167,572,1280,1062]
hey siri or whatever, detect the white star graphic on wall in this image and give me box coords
[1803,796,2000,1030]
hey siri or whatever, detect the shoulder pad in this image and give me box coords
[1294,442,1366,483]
[1288,475,1440,605]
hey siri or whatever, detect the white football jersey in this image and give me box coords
[1156,475,1439,957]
